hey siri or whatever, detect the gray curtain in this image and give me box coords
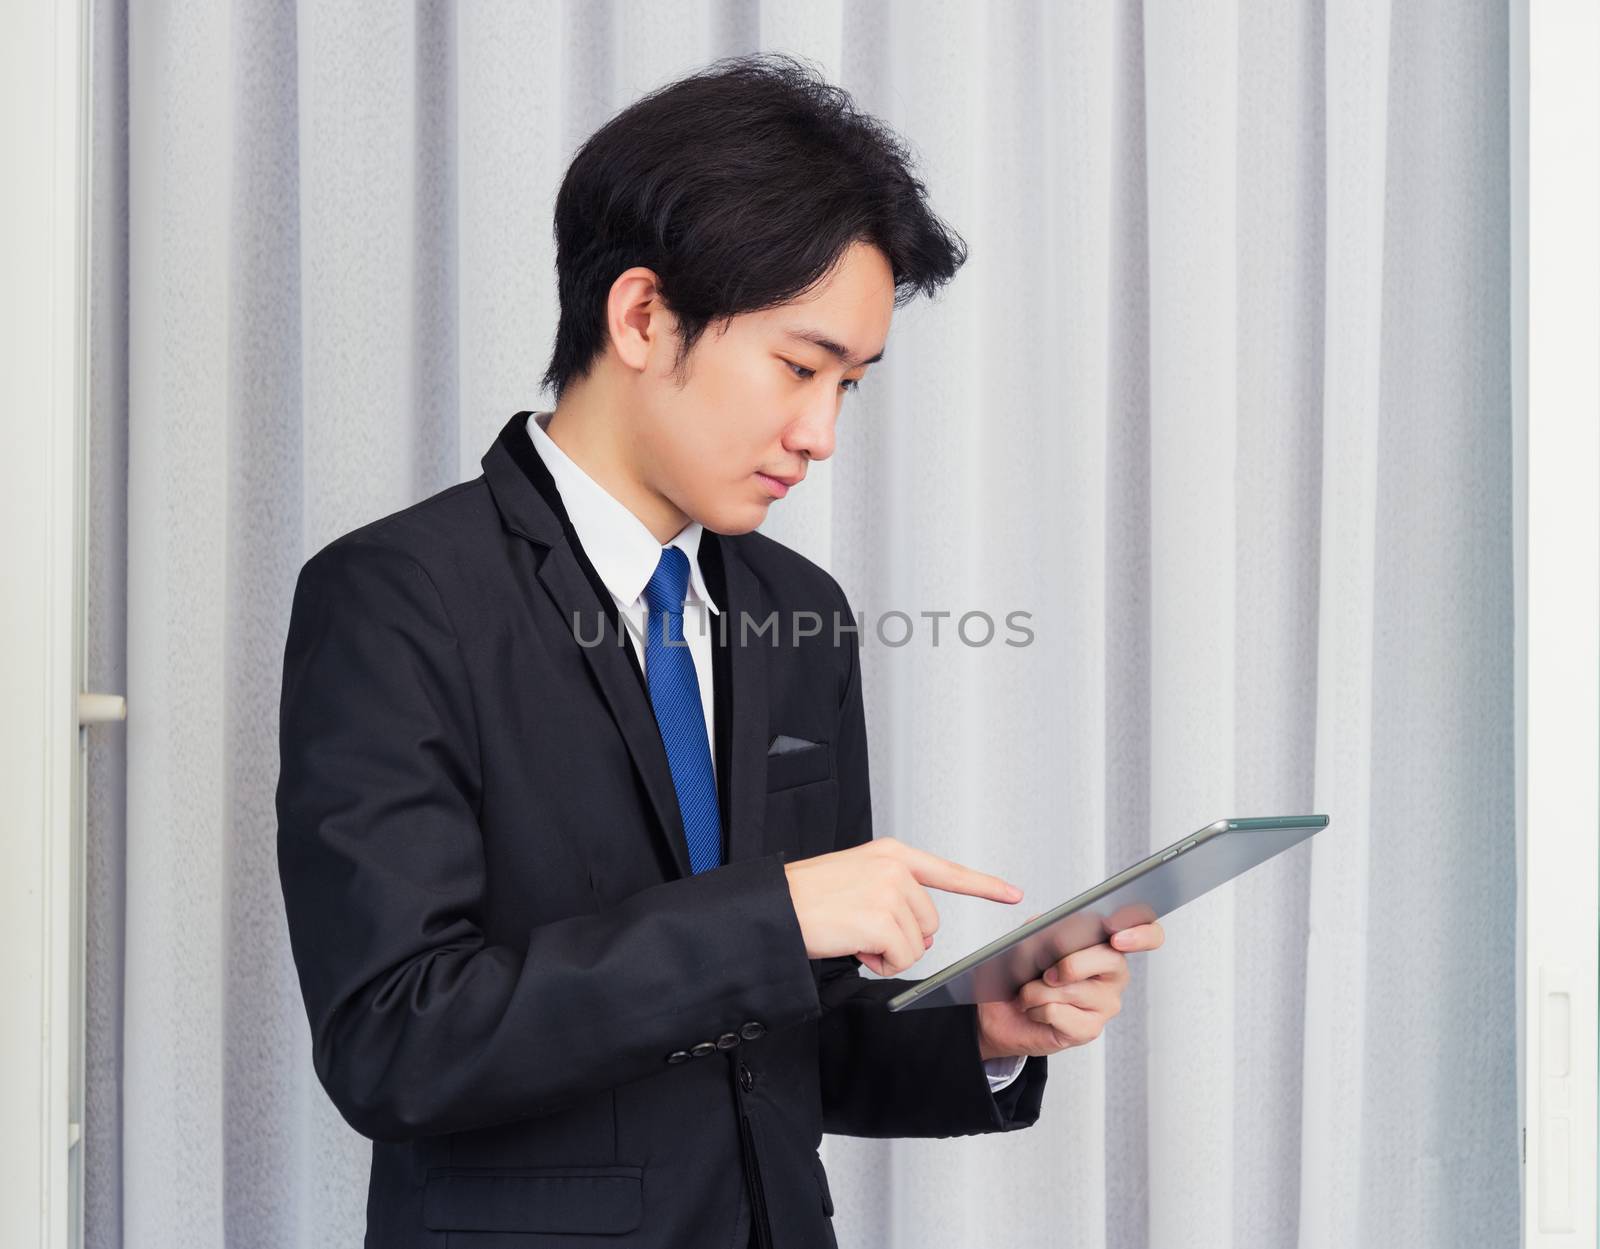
[86,1,1519,1246]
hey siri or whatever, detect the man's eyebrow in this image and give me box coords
[781,327,886,368]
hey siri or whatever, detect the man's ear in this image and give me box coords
[607,267,667,374]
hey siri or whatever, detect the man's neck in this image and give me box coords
[543,402,689,544]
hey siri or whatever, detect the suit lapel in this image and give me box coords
[718,540,770,863]
[482,411,771,880]
[484,413,691,878]
[702,530,770,866]
[539,540,698,878]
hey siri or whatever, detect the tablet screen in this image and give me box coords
[885,815,1329,1011]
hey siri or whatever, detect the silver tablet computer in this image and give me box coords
[885,814,1330,1012]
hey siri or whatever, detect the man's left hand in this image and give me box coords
[975,920,1165,1062]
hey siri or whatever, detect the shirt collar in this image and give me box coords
[526,410,719,613]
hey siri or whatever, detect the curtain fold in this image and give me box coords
[1299,2,1388,1245]
[89,2,1518,1246]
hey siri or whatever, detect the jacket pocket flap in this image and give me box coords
[765,740,831,791]
[422,1164,643,1233]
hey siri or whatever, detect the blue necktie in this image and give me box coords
[643,546,722,874]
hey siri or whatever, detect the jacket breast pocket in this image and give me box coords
[422,1164,643,1234]
[764,740,837,860]
[765,739,831,792]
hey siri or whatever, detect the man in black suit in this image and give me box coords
[276,53,1163,1249]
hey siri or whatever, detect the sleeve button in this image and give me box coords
[716,1032,740,1050]
[738,1021,766,1041]
[690,1041,716,1058]
[667,1051,690,1064]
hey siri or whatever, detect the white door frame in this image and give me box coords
[1515,1,1599,1244]
[0,2,94,1247]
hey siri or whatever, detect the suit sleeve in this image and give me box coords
[813,585,1047,1139]
[275,539,823,1142]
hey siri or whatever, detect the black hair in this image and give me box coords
[539,51,969,402]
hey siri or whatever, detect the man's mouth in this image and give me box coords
[755,471,799,498]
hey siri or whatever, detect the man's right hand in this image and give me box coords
[782,837,1025,977]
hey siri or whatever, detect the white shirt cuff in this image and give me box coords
[983,1053,1027,1092]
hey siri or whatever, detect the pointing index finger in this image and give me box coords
[901,845,1023,903]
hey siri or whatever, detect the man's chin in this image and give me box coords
[697,500,770,537]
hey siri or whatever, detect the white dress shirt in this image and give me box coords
[525,411,1027,1094]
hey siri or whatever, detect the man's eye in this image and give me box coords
[786,361,861,393]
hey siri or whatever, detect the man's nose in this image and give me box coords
[787,402,837,463]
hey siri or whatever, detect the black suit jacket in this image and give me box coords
[275,411,1047,1249]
